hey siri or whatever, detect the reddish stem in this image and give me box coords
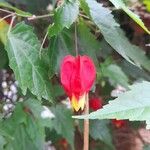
[83,94,89,150]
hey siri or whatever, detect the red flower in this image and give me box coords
[60,55,96,111]
[89,97,102,111]
[112,119,126,128]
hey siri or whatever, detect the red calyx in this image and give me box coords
[60,55,96,111]
[89,97,102,111]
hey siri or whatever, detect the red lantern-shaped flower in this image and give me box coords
[60,55,96,111]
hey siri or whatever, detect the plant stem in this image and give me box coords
[83,94,89,150]
[27,14,53,20]
[7,15,16,34]
[0,8,13,14]
[74,22,78,56]
[0,13,15,23]
[79,13,89,19]
[0,8,53,19]
[39,31,48,58]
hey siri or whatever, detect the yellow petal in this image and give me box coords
[71,95,80,111]
[71,94,86,111]
[78,93,86,110]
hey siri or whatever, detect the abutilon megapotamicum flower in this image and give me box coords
[60,55,96,111]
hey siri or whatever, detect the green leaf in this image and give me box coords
[5,22,53,101]
[0,101,45,150]
[0,2,32,17]
[108,0,150,34]
[77,20,100,66]
[0,135,6,150]
[24,99,53,127]
[90,120,114,149]
[51,105,74,148]
[24,99,44,119]
[11,125,39,150]
[25,116,45,150]
[0,104,27,139]
[120,61,150,81]
[80,0,90,16]
[52,85,64,98]
[100,63,129,88]
[82,0,150,71]
[48,0,79,37]
[48,31,74,77]
[10,118,45,150]
[73,81,150,129]
[144,0,150,12]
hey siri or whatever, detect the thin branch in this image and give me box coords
[39,31,48,58]
[16,13,32,18]
[79,13,89,19]
[84,20,98,33]
[28,14,53,20]
[0,13,15,23]
[83,94,89,150]
[0,8,14,14]
[7,15,16,34]
[0,8,53,20]
[74,22,78,56]
[0,8,30,17]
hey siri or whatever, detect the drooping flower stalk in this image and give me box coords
[83,94,89,150]
[60,55,96,111]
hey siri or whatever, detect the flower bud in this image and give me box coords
[60,55,96,111]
